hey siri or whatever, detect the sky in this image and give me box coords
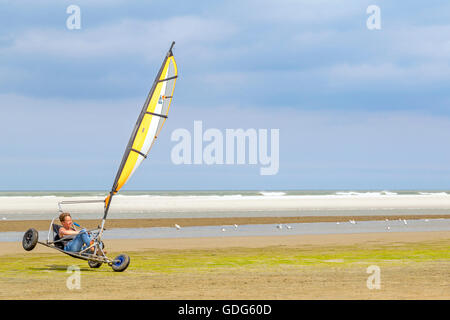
[1,0,450,191]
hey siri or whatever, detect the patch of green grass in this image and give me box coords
[135,240,449,273]
[1,240,449,277]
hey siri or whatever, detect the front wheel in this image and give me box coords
[111,254,130,272]
[22,228,39,251]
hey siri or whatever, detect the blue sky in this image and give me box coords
[1,0,450,190]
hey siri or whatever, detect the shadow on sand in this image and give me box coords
[30,265,96,272]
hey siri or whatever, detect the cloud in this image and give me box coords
[215,0,362,25]
[3,91,450,189]
[2,16,237,61]
[2,0,450,111]
[324,62,450,89]
[387,25,450,61]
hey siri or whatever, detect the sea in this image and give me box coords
[1,190,450,241]
[2,189,449,198]
[1,190,450,220]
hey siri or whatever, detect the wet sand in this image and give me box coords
[1,214,448,232]
[1,230,449,256]
[1,210,448,299]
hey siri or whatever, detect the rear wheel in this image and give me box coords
[22,228,38,251]
[111,254,130,272]
[88,260,102,268]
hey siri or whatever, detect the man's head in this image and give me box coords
[59,212,72,228]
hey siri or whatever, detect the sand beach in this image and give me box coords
[0,191,449,299]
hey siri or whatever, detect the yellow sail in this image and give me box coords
[103,43,177,217]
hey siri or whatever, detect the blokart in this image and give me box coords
[21,42,178,273]
[22,209,130,272]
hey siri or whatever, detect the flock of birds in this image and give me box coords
[338,217,431,231]
[172,217,432,233]
[0,217,433,234]
[173,222,293,232]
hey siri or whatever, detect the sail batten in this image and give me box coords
[145,111,168,118]
[103,42,177,219]
[158,75,178,82]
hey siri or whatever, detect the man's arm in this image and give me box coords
[59,228,79,237]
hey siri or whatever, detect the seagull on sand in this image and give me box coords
[221,227,226,232]
[234,224,238,229]
[403,219,408,225]
[276,224,283,229]
[286,225,292,230]
[349,220,356,225]
[174,224,181,230]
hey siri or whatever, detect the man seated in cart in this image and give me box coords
[58,212,94,253]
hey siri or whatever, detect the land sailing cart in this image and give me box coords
[22,42,178,272]
[22,205,129,271]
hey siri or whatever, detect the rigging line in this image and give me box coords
[59,200,105,204]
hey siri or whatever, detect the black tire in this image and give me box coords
[22,228,38,251]
[111,254,130,272]
[87,242,105,268]
[88,260,102,268]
